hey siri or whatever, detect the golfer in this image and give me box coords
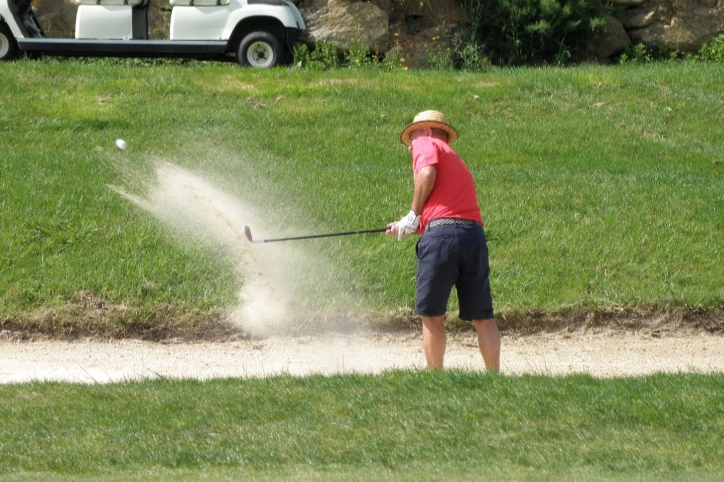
[386,110,500,372]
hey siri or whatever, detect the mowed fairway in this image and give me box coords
[1,372,724,481]
[0,60,723,480]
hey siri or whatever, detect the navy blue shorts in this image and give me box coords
[414,222,494,321]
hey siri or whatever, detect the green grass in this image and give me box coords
[1,60,722,481]
[1,372,723,480]
[1,59,723,325]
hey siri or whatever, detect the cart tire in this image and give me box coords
[237,31,283,68]
[0,22,18,61]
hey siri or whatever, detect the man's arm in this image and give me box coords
[411,165,437,215]
[386,165,437,239]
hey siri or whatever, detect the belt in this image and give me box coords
[426,218,481,231]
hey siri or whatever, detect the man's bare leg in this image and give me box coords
[421,316,446,369]
[473,318,500,372]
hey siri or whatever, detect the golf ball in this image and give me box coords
[115,139,128,150]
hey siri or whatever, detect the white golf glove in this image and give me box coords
[396,210,421,241]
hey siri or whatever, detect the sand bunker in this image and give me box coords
[2,330,723,383]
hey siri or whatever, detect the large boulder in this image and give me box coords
[587,16,632,60]
[618,5,656,29]
[629,4,724,52]
[300,0,389,53]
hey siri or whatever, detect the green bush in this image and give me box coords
[346,37,374,68]
[294,40,404,70]
[461,0,612,65]
[379,46,405,70]
[698,34,724,62]
[427,46,456,70]
[458,42,491,71]
[616,42,682,64]
[293,41,340,69]
[617,43,653,65]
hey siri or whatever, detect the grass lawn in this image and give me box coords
[1,58,723,479]
[1,372,723,480]
[1,60,723,332]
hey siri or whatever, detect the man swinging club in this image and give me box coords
[386,110,501,371]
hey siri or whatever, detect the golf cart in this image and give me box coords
[0,0,306,67]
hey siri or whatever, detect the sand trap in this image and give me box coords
[1,330,722,383]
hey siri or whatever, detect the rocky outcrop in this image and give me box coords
[27,0,724,64]
[627,1,724,52]
[300,0,389,53]
[298,0,724,65]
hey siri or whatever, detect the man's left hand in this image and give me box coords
[394,210,421,241]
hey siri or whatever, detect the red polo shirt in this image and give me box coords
[411,137,483,231]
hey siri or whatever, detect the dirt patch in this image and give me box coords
[2,294,724,342]
[0,291,240,342]
[493,305,724,336]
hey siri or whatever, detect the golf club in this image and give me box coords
[244,225,387,243]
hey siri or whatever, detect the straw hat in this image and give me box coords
[400,110,459,146]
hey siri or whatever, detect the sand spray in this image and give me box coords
[111,161,359,337]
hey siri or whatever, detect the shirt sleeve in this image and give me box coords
[411,137,440,175]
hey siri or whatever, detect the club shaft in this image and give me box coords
[257,227,387,243]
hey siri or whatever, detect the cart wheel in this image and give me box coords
[0,23,18,61]
[237,31,283,68]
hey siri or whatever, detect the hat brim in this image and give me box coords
[400,120,458,146]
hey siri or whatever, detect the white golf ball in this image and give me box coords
[115,139,128,150]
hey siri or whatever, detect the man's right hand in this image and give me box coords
[385,222,400,239]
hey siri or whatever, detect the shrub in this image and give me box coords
[294,40,405,71]
[293,41,340,69]
[458,42,491,71]
[427,47,456,70]
[617,43,653,65]
[379,46,405,71]
[698,34,724,62]
[346,38,374,68]
[460,0,613,66]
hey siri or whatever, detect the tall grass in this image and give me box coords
[1,60,723,322]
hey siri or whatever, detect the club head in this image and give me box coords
[243,226,253,242]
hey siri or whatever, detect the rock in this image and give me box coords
[629,6,724,52]
[589,16,631,59]
[301,0,389,53]
[410,25,459,67]
[618,6,656,29]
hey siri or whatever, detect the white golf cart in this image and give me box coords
[0,0,306,67]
